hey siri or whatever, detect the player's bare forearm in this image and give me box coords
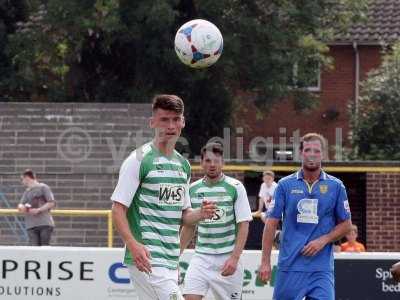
[302,219,353,256]
[231,221,249,259]
[258,218,279,282]
[324,219,353,243]
[112,201,138,247]
[182,201,216,226]
[221,221,249,276]
[261,218,279,264]
[180,224,196,254]
[112,201,152,273]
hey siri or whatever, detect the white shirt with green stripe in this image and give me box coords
[190,174,253,255]
[111,142,191,270]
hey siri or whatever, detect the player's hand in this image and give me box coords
[301,236,329,256]
[127,241,152,273]
[200,200,217,220]
[221,255,239,276]
[258,261,272,283]
[390,262,400,282]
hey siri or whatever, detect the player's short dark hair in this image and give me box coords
[263,170,275,178]
[200,142,224,160]
[299,133,326,151]
[152,94,184,114]
[22,169,36,179]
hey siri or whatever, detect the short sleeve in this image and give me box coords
[20,191,27,204]
[335,182,351,222]
[43,185,55,202]
[111,152,141,207]
[266,182,285,219]
[182,173,191,210]
[234,183,253,223]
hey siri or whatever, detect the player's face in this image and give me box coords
[301,140,323,172]
[201,152,223,180]
[150,109,185,144]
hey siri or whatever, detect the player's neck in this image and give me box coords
[153,140,176,156]
[302,168,321,184]
[204,173,224,184]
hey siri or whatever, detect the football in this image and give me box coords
[174,19,223,68]
[390,261,400,282]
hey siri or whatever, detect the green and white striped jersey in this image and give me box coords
[190,175,252,255]
[111,142,191,269]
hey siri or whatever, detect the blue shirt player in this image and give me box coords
[258,133,352,300]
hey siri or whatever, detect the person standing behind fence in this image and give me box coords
[17,169,56,246]
[256,170,277,223]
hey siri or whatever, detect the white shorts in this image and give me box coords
[127,264,183,300]
[182,253,244,300]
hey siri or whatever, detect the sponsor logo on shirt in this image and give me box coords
[159,184,185,204]
[203,207,227,224]
[291,189,304,194]
[297,198,319,224]
[319,184,328,194]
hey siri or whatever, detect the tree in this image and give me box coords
[350,43,400,160]
[3,0,367,155]
[0,0,29,100]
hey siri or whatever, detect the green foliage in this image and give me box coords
[350,43,400,160]
[1,0,367,154]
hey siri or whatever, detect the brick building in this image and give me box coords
[235,0,400,159]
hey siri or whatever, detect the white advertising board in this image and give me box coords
[1,247,400,300]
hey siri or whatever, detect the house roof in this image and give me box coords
[334,0,400,45]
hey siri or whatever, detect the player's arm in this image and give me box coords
[258,182,285,282]
[112,201,151,273]
[259,217,279,282]
[181,201,216,226]
[302,219,352,256]
[221,182,253,276]
[221,220,250,276]
[111,153,151,273]
[302,182,353,256]
[179,224,196,254]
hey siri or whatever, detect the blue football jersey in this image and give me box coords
[267,170,351,272]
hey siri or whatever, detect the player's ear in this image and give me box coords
[149,116,155,129]
[181,116,185,128]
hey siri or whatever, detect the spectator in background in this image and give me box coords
[17,169,56,246]
[256,170,277,223]
[340,224,366,252]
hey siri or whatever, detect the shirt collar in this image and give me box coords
[296,169,326,180]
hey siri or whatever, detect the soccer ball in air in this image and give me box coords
[174,19,223,68]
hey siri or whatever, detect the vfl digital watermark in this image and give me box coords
[56,126,346,165]
[57,127,93,163]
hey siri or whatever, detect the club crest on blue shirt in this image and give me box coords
[319,184,328,194]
